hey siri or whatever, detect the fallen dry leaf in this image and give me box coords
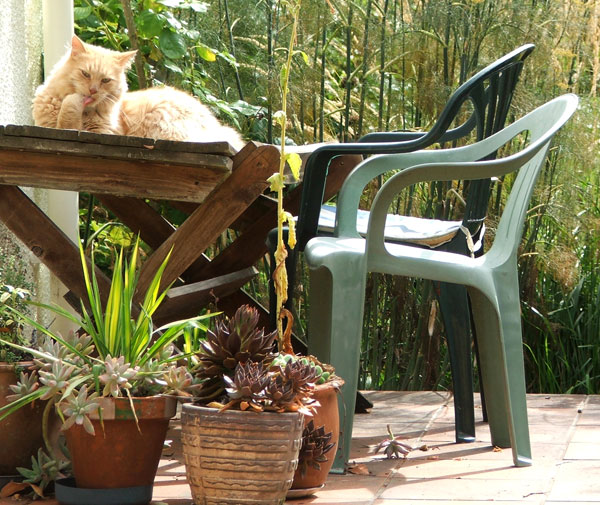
[493,446,503,452]
[0,481,44,500]
[347,463,370,475]
[1,481,31,498]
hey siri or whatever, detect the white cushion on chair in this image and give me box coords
[317,204,463,248]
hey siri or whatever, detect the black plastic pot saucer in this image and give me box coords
[55,478,153,505]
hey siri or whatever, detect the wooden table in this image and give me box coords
[0,125,359,327]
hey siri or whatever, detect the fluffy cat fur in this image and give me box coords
[32,36,245,150]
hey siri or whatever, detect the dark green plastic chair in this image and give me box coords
[305,94,578,468]
[267,44,535,457]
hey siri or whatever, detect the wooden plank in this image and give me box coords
[187,154,362,282]
[0,185,112,306]
[165,194,278,234]
[2,125,237,155]
[0,149,229,202]
[135,142,280,299]
[153,266,257,325]
[0,135,232,170]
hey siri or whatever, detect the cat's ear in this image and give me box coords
[70,35,87,58]
[115,50,137,69]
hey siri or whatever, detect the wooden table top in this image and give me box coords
[0,125,236,202]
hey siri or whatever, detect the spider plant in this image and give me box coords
[0,236,214,437]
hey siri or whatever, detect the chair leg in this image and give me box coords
[437,281,476,443]
[307,259,367,473]
[470,316,489,422]
[467,274,532,467]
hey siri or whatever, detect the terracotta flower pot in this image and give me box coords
[64,395,176,490]
[290,379,343,494]
[181,404,304,505]
[0,362,45,476]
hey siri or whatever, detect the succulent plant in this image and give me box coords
[6,370,39,402]
[297,419,335,476]
[216,358,318,413]
[193,305,277,401]
[374,424,413,459]
[271,353,334,384]
[17,447,70,497]
[98,356,138,397]
[61,385,101,435]
[223,361,271,411]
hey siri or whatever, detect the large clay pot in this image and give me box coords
[64,395,176,490]
[290,379,343,493]
[181,404,304,505]
[0,362,45,476]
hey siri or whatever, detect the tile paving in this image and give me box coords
[1,391,597,504]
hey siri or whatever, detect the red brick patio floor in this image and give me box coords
[2,391,599,504]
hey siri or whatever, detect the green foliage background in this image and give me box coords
[73,0,600,395]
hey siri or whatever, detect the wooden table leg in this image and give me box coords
[135,142,280,301]
[0,185,112,305]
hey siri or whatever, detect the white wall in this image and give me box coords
[0,0,48,330]
[0,0,77,335]
[0,0,43,125]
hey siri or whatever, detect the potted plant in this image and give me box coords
[0,246,48,484]
[177,304,314,504]
[273,354,343,496]
[0,237,212,504]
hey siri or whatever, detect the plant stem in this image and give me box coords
[42,397,56,457]
[223,0,245,101]
[119,0,148,89]
[275,0,301,342]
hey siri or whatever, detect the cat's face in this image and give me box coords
[62,36,136,109]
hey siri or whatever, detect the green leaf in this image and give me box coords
[136,10,164,39]
[285,152,302,181]
[163,60,184,75]
[279,64,288,91]
[74,6,93,20]
[294,49,309,65]
[267,173,284,193]
[196,44,216,62]
[158,29,187,60]
[229,100,264,117]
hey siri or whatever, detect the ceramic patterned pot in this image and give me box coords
[181,404,304,505]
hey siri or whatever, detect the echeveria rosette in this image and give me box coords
[60,385,100,436]
[98,356,138,397]
[38,361,77,400]
[6,370,39,402]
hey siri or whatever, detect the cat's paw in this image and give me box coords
[62,93,88,111]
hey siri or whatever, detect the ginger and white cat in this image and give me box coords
[32,35,245,149]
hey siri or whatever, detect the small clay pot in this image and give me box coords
[64,395,176,490]
[0,362,46,475]
[290,379,343,494]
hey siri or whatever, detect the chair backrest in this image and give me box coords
[338,95,579,271]
[296,44,535,251]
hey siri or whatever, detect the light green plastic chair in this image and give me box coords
[305,94,578,469]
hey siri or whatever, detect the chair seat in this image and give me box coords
[317,204,462,248]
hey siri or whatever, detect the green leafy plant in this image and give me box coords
[0,246,34,362]
[0,236,214,440]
